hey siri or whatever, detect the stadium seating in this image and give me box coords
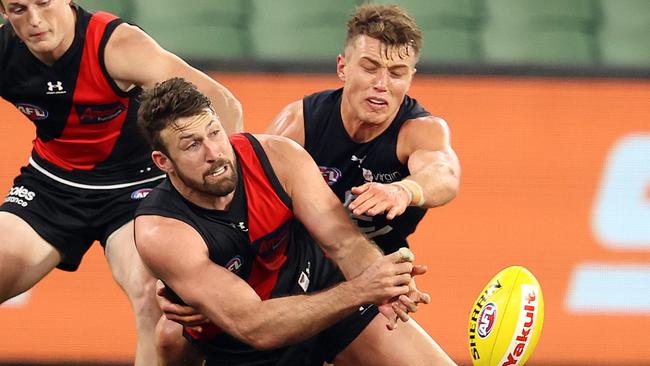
[133,0,250,59]
[481,0,599,65]
[248,0,357,61]
[76,0,135,22]
[373,0,483,63]
[598,0,650,67]
[3,0,650,70]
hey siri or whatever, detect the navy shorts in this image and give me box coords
[0,163,165,271]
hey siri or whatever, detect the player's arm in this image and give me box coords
[259,134,388,279]
[349,116,461,219]
[135,215,412,349]
[264,100,306,146]
[103,23,243,134]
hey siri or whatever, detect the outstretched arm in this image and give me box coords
[104,23,243,134]
[135,215,412,349]
[260,134,385,279]
[349,116,461,219]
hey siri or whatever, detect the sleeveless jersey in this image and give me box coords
[136,133,333,364]
[303,88,430,253]
[0,5,161,186]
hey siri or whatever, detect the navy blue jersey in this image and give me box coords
[0,5,161,185]
[303,88,430,253]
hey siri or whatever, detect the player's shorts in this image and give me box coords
[0,162,165,271]
[190,224,379,366]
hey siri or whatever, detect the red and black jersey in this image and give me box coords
[135,133,345,365]
[0,5,161,185]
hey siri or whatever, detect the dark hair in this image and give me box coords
[137,77,213,154]
[346,3,422,57]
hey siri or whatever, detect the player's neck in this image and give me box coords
[340,100,394,143]
[170,176,235,211]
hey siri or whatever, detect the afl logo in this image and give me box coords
[477,302,497,338]
[319,166,342,186]
[130,188,152,200]
[16,103,48,120]
[226,255,243,273]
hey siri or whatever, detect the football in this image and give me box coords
[468,266,544,366]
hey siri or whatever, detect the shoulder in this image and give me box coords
[105,22,158,54]
[397,115,453,158]
[265,101,305,146]
[401,115,450,136]
[135,215,194,251]
[254,134,314,176]
[255,133,306,157]
[276,100,304,124]
[134,214,209,278]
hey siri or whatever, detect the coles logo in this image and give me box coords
[477,302,497,338]
[130,188,152,200]
[226,255,243,273]
[16,103,48,120]
[319,166,342,186]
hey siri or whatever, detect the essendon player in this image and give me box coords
[0,0,242,364]
[134,78,457,366]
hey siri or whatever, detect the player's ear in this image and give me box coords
[336,54,346,82]
[151,151,173,173]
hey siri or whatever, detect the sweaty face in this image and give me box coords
[2,0,75,63]
[338,35,417,127]
[160,111,238,199]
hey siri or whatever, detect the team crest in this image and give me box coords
[319,166,342,186]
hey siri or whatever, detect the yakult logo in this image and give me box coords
[5,186,36,207]
[500,286,539,365]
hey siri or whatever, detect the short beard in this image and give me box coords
[176,158,238,197]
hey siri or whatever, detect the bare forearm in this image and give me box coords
[326,233,383,280]
[204,281,362,350]
[206,85,243,135]
[406,150,460,208]
[408,162,459,208]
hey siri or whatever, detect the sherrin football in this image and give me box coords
[468,266,544,366]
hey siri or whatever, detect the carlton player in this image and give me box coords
[0,0,241,364]
[266,4,461,254]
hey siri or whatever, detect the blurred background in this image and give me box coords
[0,0,649,365]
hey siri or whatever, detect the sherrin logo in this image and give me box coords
[469,279,502,360]
[478,302,497,338]
[130,188,152,200]
[16,103,48,120]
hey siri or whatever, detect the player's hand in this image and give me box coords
[156,280,210,329]
[352,248,417,330]
[379,264,431,329]
[348,182,410,219]
[351,250,414,306]
[407,265,432,306]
